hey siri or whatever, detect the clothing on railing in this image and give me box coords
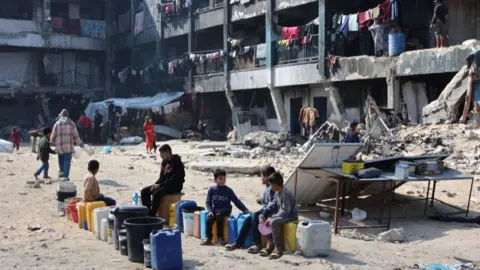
[51,17,67,33]
[80,19,106,39]
[256,44,266,59]
[67,19,81,36]
[282,27,299,40]
[134,11,144,36]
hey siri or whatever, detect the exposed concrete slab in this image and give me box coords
[192,142,230,149]
[196,8,223,31]
[329,56,391,81]
[193,74,224,93]
[232,1,266,22]
[0,33,105,51]
[396,46,474,76]
[230,68,268,90]
[186,160,263,174]
[275,63,321,87]
[422,65,469,123]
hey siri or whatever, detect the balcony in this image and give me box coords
[232,44,266,71]
[276,34,318,65]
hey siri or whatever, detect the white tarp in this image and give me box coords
[84,92,184,120]
[0,139,13,153]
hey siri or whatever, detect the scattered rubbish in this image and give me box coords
[154,125,182,139]
[0,139,14,153]
[376,227,407,243]
[104,146,112,154]
[18,191,27,195]
[119,136,143,145]
[351,208,367,221]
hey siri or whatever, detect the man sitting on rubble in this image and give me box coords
[459,50,480,124]
[344,121,360,143]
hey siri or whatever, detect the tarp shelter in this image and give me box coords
[84,92,185,121]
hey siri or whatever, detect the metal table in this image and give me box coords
[319,168,475,234]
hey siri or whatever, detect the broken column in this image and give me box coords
[402,81,428,123]
[266,0,288,133]
[326,84,345,124]
[386,69,402,113]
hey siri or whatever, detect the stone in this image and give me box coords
[447,192,456,198]
[26,180,35,185]
[32,183,41,189]
[44,180,52,185]
[376,227,407,243]
[406,190,415,195]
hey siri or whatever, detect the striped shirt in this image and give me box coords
[50,117,82,154]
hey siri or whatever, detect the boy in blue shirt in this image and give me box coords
[259,172,298,259]
[225,165,276,253]
[201,169,249,246]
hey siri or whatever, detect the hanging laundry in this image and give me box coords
[67,19,81,35]
[168,61,174,74]
[348,13,359,32]
[282,27,299,40]
[358,11,370,29]
[332,13,339,30]
[240,0,251,5]
[51,17,66,33]
[184,0,190,8]
[118,67,129,83]
[372,6,381,19]
[369,22,390,56]
[80,19,106,39]
[134,11,144,36]
[391,0,399,19]
[68,3,80,19]
[379,0,391,22]
[118,11,130,33]
[256,44,266,59]
[340,15,350,37]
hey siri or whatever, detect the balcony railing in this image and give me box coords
[276,34,318,65]
[195,60,224,75]
[32,70,101,89]
[232,44,266,71]
[197,0,223,12]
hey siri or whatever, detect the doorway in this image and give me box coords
[290,97,303,136]
[313,96,328,128]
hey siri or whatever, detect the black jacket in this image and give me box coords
[155,154,185,194]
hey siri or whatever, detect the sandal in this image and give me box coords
[225,244,236,251]
[259,248,273,257]
[269,251,283,260]
[247,245,260,254]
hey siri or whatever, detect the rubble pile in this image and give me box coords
[364,123,480,172]
[241,131,291,148]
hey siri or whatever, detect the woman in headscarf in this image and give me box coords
[459,50,480,124]
[144,116,155,153]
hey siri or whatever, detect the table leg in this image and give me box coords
[379,181,386,224]
[466,177,474,217]
[430,181,437,207]
[387,180,394,230]
[424,181,431,215]
[334,179,341,234]
[341,181,347,216]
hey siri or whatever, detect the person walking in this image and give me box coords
[50,109,83,180]
[77,113,92,143]
[93,110,103,144]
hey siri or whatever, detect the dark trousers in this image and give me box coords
[236,210,262,247]
[141,185,166,216]
[79,127,88,143]
[94,126,101,144]
[96,194,116,206]
[206,210,231,240]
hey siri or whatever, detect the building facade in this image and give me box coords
[0,0,107,130]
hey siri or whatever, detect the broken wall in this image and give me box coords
[0,52,37,87]
[402,81,428,124]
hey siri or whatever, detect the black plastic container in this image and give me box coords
[112,205,149,250]
[56,191,77,201]
[119,229,128,256]
[124,217,165,263]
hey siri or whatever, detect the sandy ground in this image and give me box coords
[0,140,479,270]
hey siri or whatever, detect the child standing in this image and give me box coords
[259,172,298,259]
[202,169,249,246]
[83,160,116,206]
[143,116,155,153]
[34,128,56,179]
[9,127,21,151]
[225,165,276,253]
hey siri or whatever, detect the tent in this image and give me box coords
[84,92,185,120]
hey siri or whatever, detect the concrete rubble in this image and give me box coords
[422,65,469,124]
[376,227,407,243]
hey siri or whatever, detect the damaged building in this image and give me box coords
[0,0,106,136]
[104,0,480,138]
[2,0,480,139]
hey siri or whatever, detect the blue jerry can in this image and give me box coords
[200,210,208,240]
[227,214,241,244]
[237,213,253,248]
[150,229,182,270]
